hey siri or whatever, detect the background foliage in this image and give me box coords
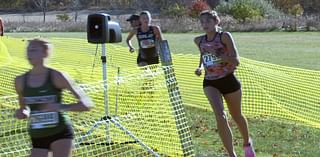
[1,0,320,32]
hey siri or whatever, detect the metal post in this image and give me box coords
[115,67,120,116]
[101,43,110,142]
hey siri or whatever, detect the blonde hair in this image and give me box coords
[28,38,53,57]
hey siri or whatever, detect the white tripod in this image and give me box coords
[75,43,160,157]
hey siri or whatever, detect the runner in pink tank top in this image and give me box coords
[194,10,256,157]
[199,31,236,80]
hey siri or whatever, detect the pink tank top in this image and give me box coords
[199,32,236,80]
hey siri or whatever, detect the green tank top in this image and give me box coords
[23,68,71,138]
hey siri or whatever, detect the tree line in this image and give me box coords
[1,0,319,14]
[0,0,319,24]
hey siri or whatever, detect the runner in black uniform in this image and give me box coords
[126,11,164,66]
[15,39,93,157]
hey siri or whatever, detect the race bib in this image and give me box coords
[24,95,57,105]
[30,112,59,129]
[202,53,221,67]
[140,39,155,48]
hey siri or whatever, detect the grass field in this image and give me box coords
[7,32,320,71]
[3,32,320,157]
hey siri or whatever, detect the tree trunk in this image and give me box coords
[75,11,78,22]
[43,10,46,22]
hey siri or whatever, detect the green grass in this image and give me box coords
[187,105,320,157]
[4,32,320,157]
[7,32,320,70]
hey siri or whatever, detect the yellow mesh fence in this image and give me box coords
[1,36,320,156]
[0,38,11,67]
[172,52,320,129]
[0,37,194,157]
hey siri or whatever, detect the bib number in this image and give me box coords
[202,53,221,66]
[30,112,59,129]
[140,39,155,48]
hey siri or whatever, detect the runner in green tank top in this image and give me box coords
[14,39,94,157]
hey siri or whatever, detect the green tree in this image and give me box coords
[217,0,281,21]
[289,4,304,31]
[230,2,261,22]
[289,4,304,16]
[0,0,28,9]
[56,13,70,22]
[267,0,300,13]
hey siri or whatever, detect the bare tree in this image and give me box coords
[70,0,81,22]
[32,0,49,22]
[94,0,100,6]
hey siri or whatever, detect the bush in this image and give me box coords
[56,13,70,22]
[188,0,211,18]
[230,3,262,22]
[160,3,187,17]
[216,0,282,22]
[288,4,304,16]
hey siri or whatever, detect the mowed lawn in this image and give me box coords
[7,32,320,70]
[6,32,320,157]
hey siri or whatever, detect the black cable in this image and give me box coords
[90,44,100,78]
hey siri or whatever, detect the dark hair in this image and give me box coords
[126,14,140,21]
[199,10,221,25]
[140,11,152,19]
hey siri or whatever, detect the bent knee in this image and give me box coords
[215,111,228,121]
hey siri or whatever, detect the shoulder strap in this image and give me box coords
[47,68,57,88]
[47,68,52,84]
[44,68,55,89]
[22,71,29,93]
[48,68,62,91]
[198,35,205,48]
[219,31,227,46]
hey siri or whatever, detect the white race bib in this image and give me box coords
[140,39,155,48]
[202,53,221,67]
[30,112,59,129]
[24,95,57,105]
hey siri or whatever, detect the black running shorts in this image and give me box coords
[137,48,159,65]
[203,73,241,94]
[31,126,74,149]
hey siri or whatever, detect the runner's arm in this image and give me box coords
[52,70,94,112]
[126,29,137,50]
[220,32,240,66]
[14,75,29,119]
[153,26,164,41]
